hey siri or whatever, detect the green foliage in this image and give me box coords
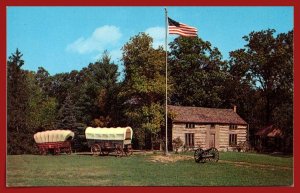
[26,72,58,130]
[7,49,28,134]
[7,49,34,154]
[229,29,293,151]
[75,51,120,126]
[121,33,165,149]
[172,137,183,153]
[242,29,293,123]
[56,94,77,129]
[6,29,293,154]
[169,36,228,107]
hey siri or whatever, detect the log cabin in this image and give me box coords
[168,105,248,151]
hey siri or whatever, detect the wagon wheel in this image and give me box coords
[65,147,72,155]
[40,148,47,155]
[194,148,204,163]
[54,148,61,155]
[91,144,101,156]
[208,147,219,162]
[115,145,123,157]
[101,147,110,156]
[124,144,133,156]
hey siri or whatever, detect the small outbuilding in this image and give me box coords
[254,125,283,152]
[168,105,248,151]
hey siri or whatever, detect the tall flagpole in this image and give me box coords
[164,8,169,155]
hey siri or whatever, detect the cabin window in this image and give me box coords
[185,133,194,147]
[229,125,238,130]
[185,123,195,129]
[229,134,237,146]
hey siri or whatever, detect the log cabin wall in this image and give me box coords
[172,123,247,151]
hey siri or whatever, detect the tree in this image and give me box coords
[75,51,120,126]
[7,49,32,154]
[228,29,293,151]
[7,49,28,133]
[36,67,51,96]
[26,71,58,131]
[121,33,165,149]
[242,29,293,124]
[168,36,228,108]
[57,94,77,129]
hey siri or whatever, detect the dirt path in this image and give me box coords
[147,154,292,170]
[148,154,193,163]
[218,160,292,170]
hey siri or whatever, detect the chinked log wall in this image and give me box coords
[172,123,247,151]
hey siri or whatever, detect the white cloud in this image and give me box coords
[66,25,122,54]
[145,27,165,49]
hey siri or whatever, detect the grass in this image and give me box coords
[6,151,293,187]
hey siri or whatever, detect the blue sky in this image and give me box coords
[7,6,293,77]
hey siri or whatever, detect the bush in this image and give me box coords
[172,137,183,154]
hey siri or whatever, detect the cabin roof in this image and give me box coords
[168,105,247,125]
[255,125,283,138]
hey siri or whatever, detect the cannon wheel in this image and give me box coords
[194,148,204,163]
[91,144,101,156]
[208,147,219,162]
[124,144,133,156]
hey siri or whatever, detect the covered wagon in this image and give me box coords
[85,127,133,157]
[34,130,74,155]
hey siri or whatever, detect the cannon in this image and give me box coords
[194,147,219,163]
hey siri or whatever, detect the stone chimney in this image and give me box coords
[233,105,237,113]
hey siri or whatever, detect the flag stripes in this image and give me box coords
[168,17,198,37]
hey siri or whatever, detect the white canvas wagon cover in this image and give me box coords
[34,130,75,144]
[85,127,133,141]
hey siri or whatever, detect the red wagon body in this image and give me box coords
[36,141,72,155]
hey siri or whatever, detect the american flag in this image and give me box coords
[168,17,198,37]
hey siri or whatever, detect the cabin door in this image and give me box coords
[209,134,215,148]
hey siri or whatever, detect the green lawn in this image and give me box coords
[6,151,293,187]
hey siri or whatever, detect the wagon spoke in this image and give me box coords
[91,144,101,156]
[66,147,72,155]
[54,148,60,155]
[124,144,133,156]
[115,145,123,157]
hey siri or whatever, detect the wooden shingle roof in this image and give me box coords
[168,105,247,125]
[255,125,283,137]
